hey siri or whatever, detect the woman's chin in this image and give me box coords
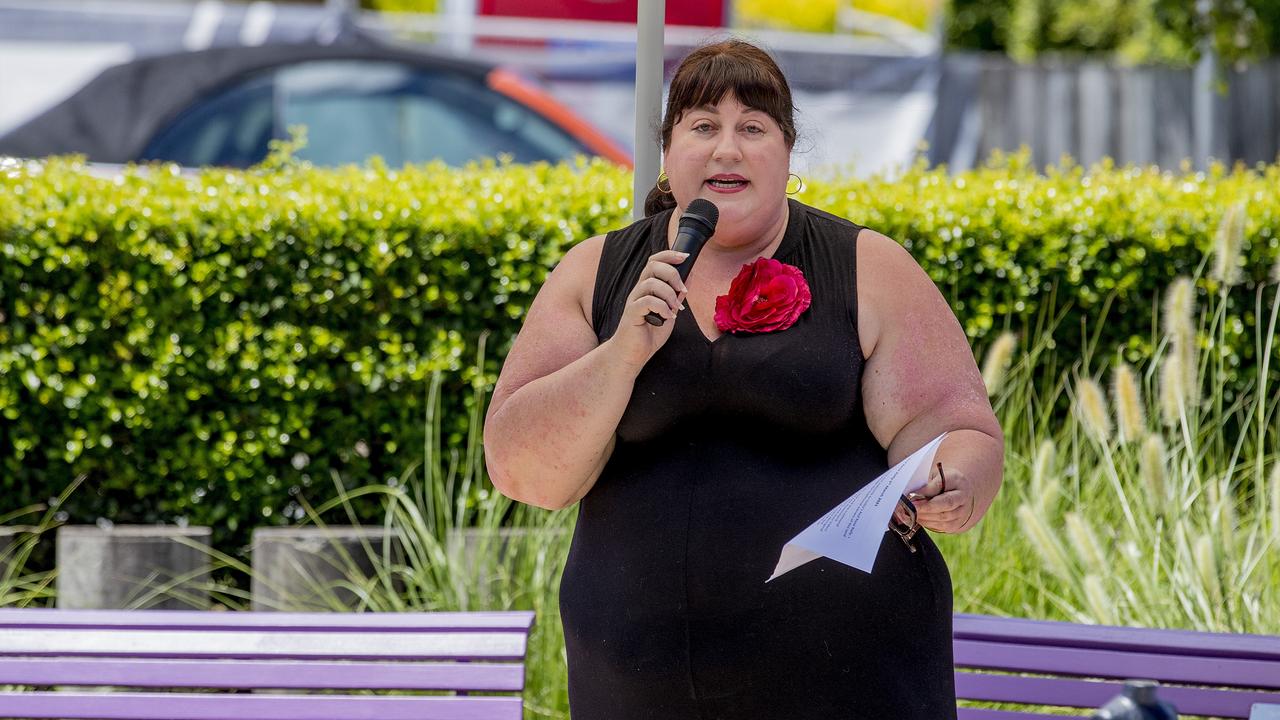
[702,193,768,218]
[688,188,749,215]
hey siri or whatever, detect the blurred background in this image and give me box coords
[4,6,1280,713]
[3,0,1277,178]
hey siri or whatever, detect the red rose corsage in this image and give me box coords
[713,257,812,334]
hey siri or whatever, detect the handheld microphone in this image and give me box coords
[645,198,719,326]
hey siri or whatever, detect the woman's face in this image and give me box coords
[663,92,790,246]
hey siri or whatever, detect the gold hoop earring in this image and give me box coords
[786,172,805,195]
[656,170,672,195]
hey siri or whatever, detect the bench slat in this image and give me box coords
[956,638,1280,689]
[957,709,1061,720]
[955,614,1280,662]
[957,672,1117,709]
[0,658,525,691]
[0,609,535,633]
[0,629,527,661]
[957,671,1280,718]
[0,692,523,720]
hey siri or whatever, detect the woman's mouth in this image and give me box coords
[706,176,749,193]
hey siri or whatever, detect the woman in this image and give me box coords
[483,39,1003,719]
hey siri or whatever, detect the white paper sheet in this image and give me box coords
[767,432,948,581]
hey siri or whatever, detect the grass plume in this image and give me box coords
[1270,463,1280,538]
[1139,435,1167,514]
[1075,377,1112,443]
[1065,512,1107,574]
[1159,354,1185,428]
[1016,503,1074,582]
[1083,574,1118,625]
[1112,362,1145,443]
[1211,202,1246,288]
[982,332,1018,396]
[1163,277,1197,349]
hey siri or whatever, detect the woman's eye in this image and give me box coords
[744,125,764,134]
[693,122,714,133]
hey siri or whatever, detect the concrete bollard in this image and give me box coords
[250,527,403,611]
[446,527,570,604]
[55,526,212,609]
[446,527,570,570]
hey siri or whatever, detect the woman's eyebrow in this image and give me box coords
[690,104,766,116]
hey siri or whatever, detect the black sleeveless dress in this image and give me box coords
[559,198,956,719]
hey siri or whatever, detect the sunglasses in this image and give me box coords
[890,463,946,553]
[890,494,921,553]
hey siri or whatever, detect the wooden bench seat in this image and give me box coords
[954,613,1280,719]
[0,608,535,719]
[5,607,1274,717]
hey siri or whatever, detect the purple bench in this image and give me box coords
[955,613,1280,719]
[0,608,534,719]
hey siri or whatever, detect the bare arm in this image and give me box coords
[483,236,689,510]
[857,229,1004,533]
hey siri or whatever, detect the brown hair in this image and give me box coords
[644,39,797,216]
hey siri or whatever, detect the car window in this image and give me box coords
[142,73,275,167]
[141,59,589,168]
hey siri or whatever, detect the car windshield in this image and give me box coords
[142,59,588,168]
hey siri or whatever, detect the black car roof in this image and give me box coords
[0,35,498,164]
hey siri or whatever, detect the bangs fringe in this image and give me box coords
[661,40,796,149]
[680,54,790,118]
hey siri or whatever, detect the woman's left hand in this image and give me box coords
[909,464,978,534]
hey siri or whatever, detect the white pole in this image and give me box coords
[1192,0,1214,171]
[445,0,477,55]
[633,0,665,219]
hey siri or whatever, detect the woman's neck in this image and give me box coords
[667,200,790,267]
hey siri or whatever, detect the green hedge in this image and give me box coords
[0,156,631,550]
[2,153,1277,548]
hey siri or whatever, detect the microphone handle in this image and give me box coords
[644,227,708,327]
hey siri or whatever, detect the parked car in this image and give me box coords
[0,35,632,169]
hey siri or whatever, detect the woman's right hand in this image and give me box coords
[609,249,690,370]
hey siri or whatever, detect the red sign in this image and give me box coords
[478,0,725,28]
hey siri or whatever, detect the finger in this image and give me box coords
[638,273,684,309]
[917,500,973,527]
[918,509,967,528]
[926,507,974,533]
[919,468,945,499]
[918,499,968,521]
[648,250,691,270]
[646,260,689,295]
[920,519,960,534]
[631,278,682,311]
[628,296,676,323]
[913,490,966,514]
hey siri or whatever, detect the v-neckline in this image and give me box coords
[682,300,725,345]
[661,199,805,347]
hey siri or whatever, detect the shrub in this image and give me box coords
[2,151,1277,547]
[0,156,630,550]
[805,152,1279,388]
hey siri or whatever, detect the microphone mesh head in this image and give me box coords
[683,199,719,231]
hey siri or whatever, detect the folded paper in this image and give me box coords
[767,432,948,581]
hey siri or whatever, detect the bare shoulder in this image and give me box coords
[855,227,995,457]
[487,234,606,421]
[557,233,607,329]
[855,227,932,359]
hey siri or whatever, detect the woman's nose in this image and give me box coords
[712,128,743,162]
